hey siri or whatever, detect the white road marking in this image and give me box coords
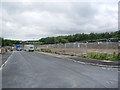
[0,52,14,70]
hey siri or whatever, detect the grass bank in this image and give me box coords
[79,52,120,61]
[37,49,120,61]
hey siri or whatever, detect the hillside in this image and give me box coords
[39,30,120,44]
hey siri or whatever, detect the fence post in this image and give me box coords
[85,41,88,56]
[73,43,76,55]
[105,39,110,54]
[77,43,79,55]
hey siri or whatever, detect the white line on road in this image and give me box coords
[0,52,14,70]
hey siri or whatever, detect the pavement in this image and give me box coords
[69,57,119,68]
[2,51,119,88]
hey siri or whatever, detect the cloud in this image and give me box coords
[1,0,119,40]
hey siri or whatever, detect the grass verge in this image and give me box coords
[38,49,120,61]
[79,52,120,61]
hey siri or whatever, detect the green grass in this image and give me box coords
[79,52,120,61]
[40,49,76,56]
[39,49,120,61]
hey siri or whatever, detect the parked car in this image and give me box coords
[24,45,34,52]
[16,45,22,51]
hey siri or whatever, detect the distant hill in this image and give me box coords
[1,30,120,46]
[39,30,120,44]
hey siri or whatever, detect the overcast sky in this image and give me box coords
[0,0,119,40]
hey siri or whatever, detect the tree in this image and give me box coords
[38,30,119,44]
[0,38,20,46]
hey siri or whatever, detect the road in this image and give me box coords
[2,51,119,88]
[2,51,12,64]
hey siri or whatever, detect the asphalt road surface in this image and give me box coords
[2,51,12,64]
[2,51,119,88]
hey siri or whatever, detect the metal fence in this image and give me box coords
[35,41,119,55]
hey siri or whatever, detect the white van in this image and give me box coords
[24,45,34,52]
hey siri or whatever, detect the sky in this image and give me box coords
[0,0,119,40]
